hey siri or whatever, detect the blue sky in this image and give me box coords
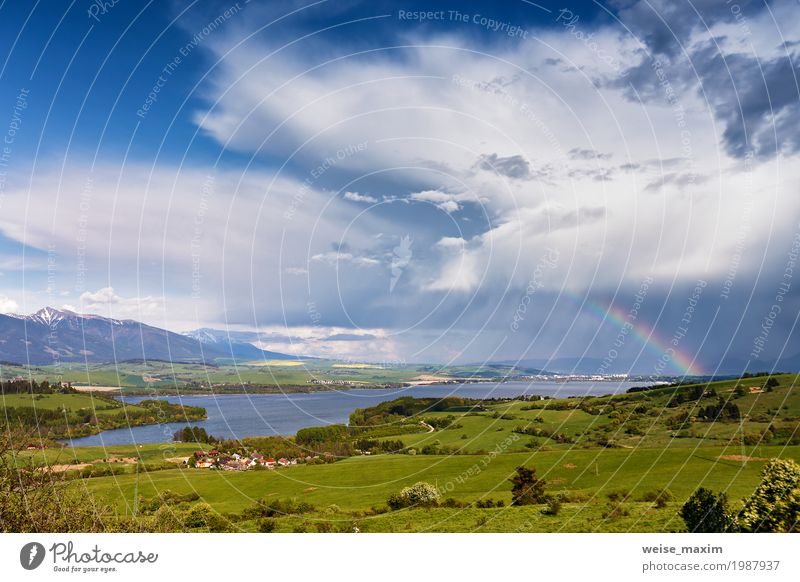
[0,0,799,372]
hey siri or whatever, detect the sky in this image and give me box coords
[0,0,798,373]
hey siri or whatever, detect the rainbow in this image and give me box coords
[561,291,704,376]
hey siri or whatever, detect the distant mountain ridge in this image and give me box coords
[0,308,296,365]
[183,327,298,360]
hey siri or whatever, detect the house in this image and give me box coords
[277,458,290,467]
[232,453,241,460]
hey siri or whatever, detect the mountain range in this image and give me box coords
[0,307,295,365]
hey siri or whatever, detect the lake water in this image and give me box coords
[64,381,641,447]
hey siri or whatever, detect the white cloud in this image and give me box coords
[77,286,163,319]
[310,251,380,267]
[0,295,19,313]
[436,236,467,250]
[409,190,464,214]
[343,191,378,204]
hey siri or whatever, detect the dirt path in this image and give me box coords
[420,421,435,433]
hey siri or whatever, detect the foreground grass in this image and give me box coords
[78,444,800,530]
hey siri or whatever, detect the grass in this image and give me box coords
[80,445,800,519]
[7,371,800,531]
[236,503,683,533]
[18,442,205,466]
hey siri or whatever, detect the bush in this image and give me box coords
[606,489,630,503]
[152,505,183,532]
[183,502,214,529]
[640,488,674,508]
[387,482,440,510]
[509,466,547,505]
[602,502,630,519]
[257,518,277,533]
[475,498,504,508]
[680,488,737,532]
[243,498,315,519]
[440,497,468,508]
[542,495,562,516]
[739,459,800,532]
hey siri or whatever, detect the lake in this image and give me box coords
[64,380,641,447]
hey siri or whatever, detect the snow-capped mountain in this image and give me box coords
[0,308,290,365]
[183,327,297,361]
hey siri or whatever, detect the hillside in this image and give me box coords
[0,308,295,365]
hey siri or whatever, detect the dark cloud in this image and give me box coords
[567,167,616,182]
[476,153,533,180]
[324,333,377,341]
[644,171,709,192]
[568,147,613,160]
[615,0,800,159]
[690,42,800,159]
[618,0,759,57]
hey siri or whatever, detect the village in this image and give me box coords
[189,450,305,471]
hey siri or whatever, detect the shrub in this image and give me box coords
[440,497,467,508]
[509,466,547,505]
[739,459,800,532]
[475,498,504,508]
[387,482,440,510]
[680,488,737,532]
[243,498,315,519]
[183,502,214,529]
[606,489,630,503]
[602,502,630,519]
[152,505,183,532]
[640,488,674,508]
[542,495,562,516]
[257,518,277,533]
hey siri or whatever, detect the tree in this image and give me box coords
[172,426,216,444]
[739,459,800,532]
[0,428,107,532]
[697,398,740,422]
[680,488,736,532]
[387,482,440,510]
[509,465,547,505]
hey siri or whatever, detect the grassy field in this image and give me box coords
[0,391,205,439]
[82,444,799,512]
[0,360,533,391]
[7,372,799,532]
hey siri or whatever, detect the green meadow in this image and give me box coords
[6,372,800,531]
